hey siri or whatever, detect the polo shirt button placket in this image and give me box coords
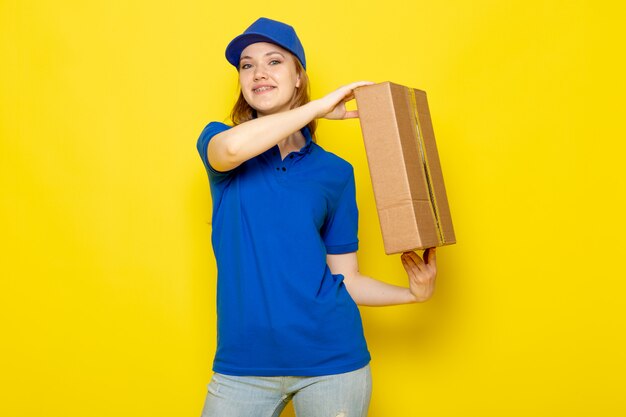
[279,153,295,174]
[272,148,283,175]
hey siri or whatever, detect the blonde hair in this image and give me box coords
[228,57,317,142]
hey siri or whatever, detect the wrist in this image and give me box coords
[407,287,434,303]
[406,288,420,304]
[305,98,326,120]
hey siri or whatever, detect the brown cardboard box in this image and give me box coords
[354,81,456,254]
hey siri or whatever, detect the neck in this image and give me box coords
[278,130,306,156]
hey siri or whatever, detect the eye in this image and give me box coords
[240,63,251,70]
[269,59,281,65]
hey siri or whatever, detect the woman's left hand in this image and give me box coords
[401,248,437,302]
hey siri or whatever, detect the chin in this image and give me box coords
[255,104,288,116]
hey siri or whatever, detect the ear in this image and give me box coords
[296,76,301,88]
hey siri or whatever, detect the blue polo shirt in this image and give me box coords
[196,121,371,376]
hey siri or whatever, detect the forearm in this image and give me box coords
[208,101,321,171]
[342,273,418,307]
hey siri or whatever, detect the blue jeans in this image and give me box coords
[200,364,372,417]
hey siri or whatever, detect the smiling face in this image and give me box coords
[238,42,302,117]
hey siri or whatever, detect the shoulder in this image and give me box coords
[198,121,232,140]
[207,120,232,129]
[196,121,235,179]
[197,121,232,155]
[310,142,354,180]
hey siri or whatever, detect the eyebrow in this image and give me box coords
[239,51,285,63]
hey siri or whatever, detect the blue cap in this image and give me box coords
[225,17,306,70]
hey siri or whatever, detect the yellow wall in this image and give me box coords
[2,1,625,416]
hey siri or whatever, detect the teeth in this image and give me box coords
[254,86,273,93]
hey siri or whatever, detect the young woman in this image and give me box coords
[197,17,437,417]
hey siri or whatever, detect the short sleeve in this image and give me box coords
[321,168,359,254]
[196,121,234,181]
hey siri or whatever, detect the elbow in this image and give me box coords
[222,142,245,170]
[221,132,250,167]
[223,138,240,159]
[208,133,242,171]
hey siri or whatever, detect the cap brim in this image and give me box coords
[225,33,300,69]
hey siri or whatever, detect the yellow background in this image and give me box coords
[2,0,625,416]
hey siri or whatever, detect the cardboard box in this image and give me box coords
[354,81,456,254]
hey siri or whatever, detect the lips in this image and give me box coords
[252,85,276,94]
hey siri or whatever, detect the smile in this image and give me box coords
[253,86,275,94]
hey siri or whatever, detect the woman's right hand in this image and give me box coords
[314,81,376,120]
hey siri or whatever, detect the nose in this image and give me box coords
[253,63,268,81]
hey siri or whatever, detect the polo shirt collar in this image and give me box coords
[300,125,313,154]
